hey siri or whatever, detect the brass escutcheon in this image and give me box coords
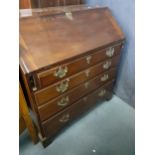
[65,11,73,20]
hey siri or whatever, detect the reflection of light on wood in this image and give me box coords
[20,58,29,73]
[20,35,28,50]
[20,9,32,18]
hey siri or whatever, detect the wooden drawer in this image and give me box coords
[37,44,122,89]
[35,56,120,106]
[35,68,116,106]
[42,80,114,138]
[37,70,116,122]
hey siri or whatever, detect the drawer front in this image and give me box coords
[38,69,116,121]
[35,56,120,106]
[37,44,122,89]
[42,80,114,138]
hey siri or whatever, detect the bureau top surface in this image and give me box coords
[20,7,125,74]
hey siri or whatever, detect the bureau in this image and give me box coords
[19,7,125,147]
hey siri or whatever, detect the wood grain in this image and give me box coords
[20,8,125,74]
[19,83,38,144]
[20,0,32,9]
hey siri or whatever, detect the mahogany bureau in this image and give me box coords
[19,7,125,146]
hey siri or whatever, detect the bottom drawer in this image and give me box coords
[42,80,114,138]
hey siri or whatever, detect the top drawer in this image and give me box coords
[37,44,122,89]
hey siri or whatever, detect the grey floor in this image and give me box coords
[19,95,135,155]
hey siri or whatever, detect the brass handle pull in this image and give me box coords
[98,89,106,97]
[54,66,68,78]
[56,79,69,93]
[101,74,109,82]
[86,56,92,64]
[57,96,69,107]
[103,61,112,69]
[106,47,115,57]
[59,114,70,123]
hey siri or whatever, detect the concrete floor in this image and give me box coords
[19,95,135,155]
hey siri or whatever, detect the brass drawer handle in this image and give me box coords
[56,79,69,93]
[59,113,70,123]
[101,74,109,82]
[98,89,106,97]
[103,61,112,69]
[86,56,92,64]
[106,47,115,57]
[57,96,69,107]
[54,66,68,78]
